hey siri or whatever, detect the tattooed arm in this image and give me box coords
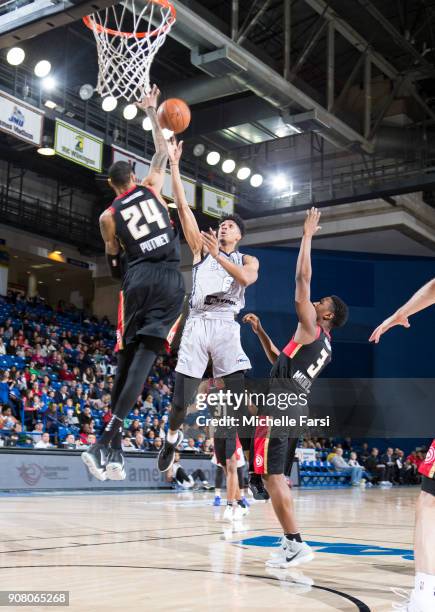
[136,84,168,197]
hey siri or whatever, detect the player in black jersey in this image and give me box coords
[81,85,185,481]
[243,207,348,568]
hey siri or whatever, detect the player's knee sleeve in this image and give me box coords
[169,372,200,431]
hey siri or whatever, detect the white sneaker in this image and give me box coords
[233,505,245,521]
[392,587,429,611]
[266,537,314,568]
[223,505,234,522]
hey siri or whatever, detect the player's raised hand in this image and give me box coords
[136,83,160,110]
[369,312,410,344]
[201,229,219,258]
[168,137,183,165]
[303,207,321,237]
[243,313,262,334]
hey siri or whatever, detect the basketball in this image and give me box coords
[157,98,191,134]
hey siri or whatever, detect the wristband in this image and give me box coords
[106,253,121,279]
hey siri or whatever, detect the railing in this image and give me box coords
[0,184,101,250]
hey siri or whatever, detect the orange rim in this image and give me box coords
[83,0,176,39]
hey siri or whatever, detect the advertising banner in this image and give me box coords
[55,120,103,172]
[112,145,196,208]
[0,90,44,146]
[202,185,234,218]
[0,450,215,490]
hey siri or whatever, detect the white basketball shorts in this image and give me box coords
[175,312,251,379]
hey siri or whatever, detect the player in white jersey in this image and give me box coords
[157,140,259,508]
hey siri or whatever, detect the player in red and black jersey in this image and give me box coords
[81,85,185,482]
[370,278,435,612]
[243,208,348,568]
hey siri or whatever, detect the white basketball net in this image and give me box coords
[84,0,175,102]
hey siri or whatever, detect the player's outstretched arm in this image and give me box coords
[294,207,321,344]
[369,278,435,344]
[99,211,121,279]
[167,138,202,256]
[136,84,168,196]
[201,229,259,287]
[243,313,280,364]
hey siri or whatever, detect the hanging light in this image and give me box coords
[206,151,220,165]
[222,159,236,173]
[34,60,51,78]
[123,104,138,120]
[6,47,25,66]
[101,96,118,112]
[142,117,152,131]
[250,174,263,187]
[37,135,55,156]
[237,167,251,180]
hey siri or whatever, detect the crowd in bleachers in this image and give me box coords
[0,293,212,454]
[0,293,427,489]
[298,437,426,487]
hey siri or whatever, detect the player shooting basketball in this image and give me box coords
[81,85,185,481]
[370,279,435,612]
[244,208,348,568]
[157,138,259,520]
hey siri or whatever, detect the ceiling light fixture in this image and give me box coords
[222,159,236,173]
[34,60,51,78]
[250,174,263,187]
[7,47,25,66]
[123,104,138,120]
[142,117,152,131]
[237,167,251,180]
[101,96,118,112]
[206,151,220,166]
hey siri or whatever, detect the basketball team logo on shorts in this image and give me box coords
[424,444,435,464]
[255,454,264,468]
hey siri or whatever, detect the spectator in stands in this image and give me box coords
[154,437,163,452]
[31,421,44,443]
[79,406,93,428]
[0,338,6,355]
[35,432,52,449]
[132,432,148,451]
[146,430,156,447]
[331,448,363,485]
[381,447,397,483]
[1,406,17,429]
[143,394,154,413]
[364,447,387,484]
[122,436,136,452]
[62,433,78,449]
[184,438,200,453]
[129,419,142,438]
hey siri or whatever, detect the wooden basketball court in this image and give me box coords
[0,487,418,611]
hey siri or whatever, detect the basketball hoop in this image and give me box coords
[83,0,176,102]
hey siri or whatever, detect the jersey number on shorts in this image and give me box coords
[121,199,167,240]
[307,348,329,378]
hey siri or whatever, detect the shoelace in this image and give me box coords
[391,587,411,611]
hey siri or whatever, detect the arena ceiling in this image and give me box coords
[1,0,435,253]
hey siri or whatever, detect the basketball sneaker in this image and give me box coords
[106,448,126,481]
[81,443,109,481]
[392,588,429,611]
[232,504,245,521]
[157,431,183,472]
[266,537,314,568]
[249,473,270,500]
[223,505,234,522]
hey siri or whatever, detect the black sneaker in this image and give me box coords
[81,443,109,481]
[249,473,270,500]
[106,448,126,481]
[157,431,183,472]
